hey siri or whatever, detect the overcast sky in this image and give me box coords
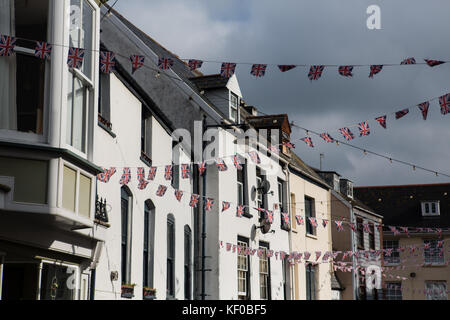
[114,0,450,187]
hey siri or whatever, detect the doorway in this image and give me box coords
[1,263,39,300]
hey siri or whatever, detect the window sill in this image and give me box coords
[94,219,111,228]
[281,225,291,232]
[140,153,152,167]
[98,120,116,138]
[243,213,253,219]
[422,263,446,268]
[306,234,318,240]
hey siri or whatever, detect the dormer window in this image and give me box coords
[421,201,440,217]
[230,92,239,122]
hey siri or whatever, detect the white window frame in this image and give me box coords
[385,282,402,300]
[57,159,95,220]
[424,239,445,265]
[421,201,440,217]
[383,240,400,265]
[237,240,248,299]
[229,91,239,122]
[37,259,80,300]
[259,245,270,300]
[425,281,448,300]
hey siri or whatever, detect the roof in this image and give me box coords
[189,74,230,90]
[289,152,330,190]
[245,114,292,134]
[354,183,450,227]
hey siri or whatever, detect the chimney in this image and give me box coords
[339,179,354,199]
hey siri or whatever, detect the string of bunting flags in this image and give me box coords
[0,34,448,80]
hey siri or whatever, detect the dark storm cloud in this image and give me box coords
[114,0,450,186]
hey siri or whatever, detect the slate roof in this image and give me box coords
[189,74,230,90]
[354,183,450,228]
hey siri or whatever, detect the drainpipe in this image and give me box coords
[350,207,357,300]
[201,116,207,300]
[284,166,293,300]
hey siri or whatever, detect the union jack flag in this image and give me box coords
[236,205,245,218]
[335,221,344,232]
[158,57,174,70]
[215,158,228,172]
[222,201,231,212]
[181,164,190,179]
[315,251,321,261]
[100,51,116,73]
[424,242,431,250]
[130,55,145,74]
[308,217,318,228]
[425,59,445,67]
[369,65,383,78]
[248,151,261,164]
[250,64,267,77]
[301,137,314,148]
[384,248,393,257]
[220,62,236,78]
[269,145,280,154]
[188,59,203,71]
[389,226,400,236]
[339,127,355,141]
[266,210,274,224]
[338,65,353,77]
[375,115,387,129]
[295,215,304,226]
[376,224,383,233]
[119,168,131,186]
[303,251,311,261]
[308,65,324,81]
[34,41,52,60]
[67,47,85,69]
[436,228,443,238]
[282,212,290,225]
[189,194,200,208]
[98,168,113,182]
[156,185,167,197]
[358,121,370,137]
[418,102,430,120]
[395,108,409,119]
[437,240,444,248]
[282,141,296,149]
[278,65,296,72]
[137,167,146,182]
[320,132,334,143]
[138,179,149,190]
[147,167,157,181]
[174,190,183,202]
[233,155,243,170]
[322,219,329,228]
[348,222,357,232]
[0,35,15,57]
[363,224,371,234]
[400,57,416,65]
[164,165,173,181]
[205,198,215,211]
[400,227,409,237]
[197,161,207,176]
[439,93,450,115]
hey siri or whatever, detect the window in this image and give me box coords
[425,281,448,300]
[424,240,445,265]
[369,223,375,250]
[62,164,92,218]
[171,142,179,190]
[39,262,79,300]
[421,201,440,216]
[305,196,316,236]
[383,240,400,265]
[167,214,175,298]
[98,73,111,129]
[184,226,192,300]
[356,217,364,249]
[121,187,132,285]
[237,157,250,217]
[237,237,250,300]
[67,0,95,153]
[141,107,152,162]
[259,242,271,300]
[256,168,267,211]
[143,200,155,289]
[306,264,316,300]
[230,92,239,122]
[290,193,297,230]
[0,0,49,134]
[278,179,289,230]
[385,282,402,300]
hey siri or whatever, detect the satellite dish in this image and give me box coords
[260,180,271,194]
[250,225,257,241]
[260,222,271,234]
[250,186,257,201]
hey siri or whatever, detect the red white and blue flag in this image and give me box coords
[400,227,409,237]
[236,205,245,218]
[156,185,167,197]
[303,252,311,261]
[269,145,280,154]
[322,219,329,228]
[67,47,85,69]
[205,198,215,211]
[296,215,304,226]
[0,35,15,57]
[320,132,334,143]
[233,155,243,170]
[137,168,149,190]
[439,93,450,115]
[395,108,409,119]
[188,59,203,71]
[282,212,290,225]
[425,59,445,67]
[34,41,52,60]
[369,65,383,78]
[400,57,416,65]
[308,217,318,228]
[418,102,430,120]
[119,168,131,186]
[339,127,355,141]
[301,137,314,148]
[249,151,261,164]
[338,65,353,77]
[389,226,401,236]
[100,51,116,73]
[197,161,207,176]
[130,55,145,74]
[282,141,296,149]
[220,62,236,78]
[215,158,228,172]
[363,224,371,234]
[358,121,370,136]
[158,57,174,70]
[164,165,173,181]
[278,65,296,72]
[250,64,267,77]
[181,164,190,179]
[266,210,274,224]
[174,190,183,202]
[222,201,231,212]
[189,194,200,208]
[375,115,387,129]
[97,167,116,183]
[147,167,157,181]
[138,179,149,190]
[335,221,344,232]
[308,65,324,81]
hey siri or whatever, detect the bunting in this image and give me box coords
[400,57,416,65]
[320,132,334,143]
[308,65,325,81]
[418,102,430,120]
[439,93,450,115]
[100,51,116,73]
[339,127,355,141]
[164,165,173,181]
[205,198,215,211]
[174,190,183,202]
[248,151,261,164]
[300,137,314,148]
[181,164,190,179]
[395,108,409,119]
[156,185,167,197]
[158,57,174,70]
[198,161,207,176]
[375,115,387,129]
[188,59,203,71]
[425,59,445,67]
[34,41,52,60]
[119,168,131,186]
[130,55,145,74]
[67,47,85,69]
[358,121,370,137]
[215,158,228,172]
[369,65,383,78]
[189,194,200,208]
[338,65,353,77]
[251,64,267,77]
[220,62,236,78]
[278,65,296,72]
[0,35,15,57]
[222,201,231,212]
[147,167,157,181]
